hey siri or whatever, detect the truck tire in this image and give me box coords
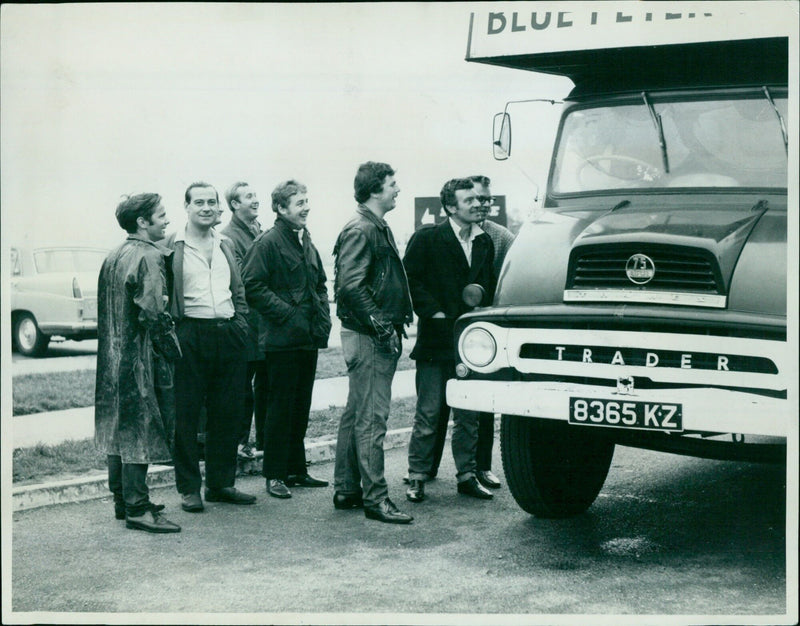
[501,415,615,518]
[13,312,51,357]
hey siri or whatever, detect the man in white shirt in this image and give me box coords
[402,178,497,504]
[165,182,257,513]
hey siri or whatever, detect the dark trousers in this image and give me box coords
[239,359,268,449]
[107,455,149,517]
[262,349,318,480]
[174,318,246,494]
[430,412,493,474]
[476,412,495,471]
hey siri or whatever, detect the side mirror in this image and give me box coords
[492,112,511,160]
[462,283,486,308]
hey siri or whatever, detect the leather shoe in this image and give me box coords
[405,479,425,503]
[333,491,363,510]
[364,497,413,524]
[287,474,329,488]
[267,479,292,499]
[476,470,502,489]
[457,476,494,500]
[204,487,257,505]
[181,492,204,512]
[126,509,181,533]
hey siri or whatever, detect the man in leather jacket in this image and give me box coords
[331,161,414,524]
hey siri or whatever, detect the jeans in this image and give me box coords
[107,455,150,517]
[407,360,479,483]
[334,328,400,507]
[262,350,318,480]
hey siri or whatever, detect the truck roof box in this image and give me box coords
[466,4,791,94]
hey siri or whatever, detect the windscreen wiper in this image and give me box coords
[642,92,670,174]
[762,86,788,155]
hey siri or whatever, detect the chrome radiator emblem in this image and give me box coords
[625,253,655,285]
[616,376,635,395]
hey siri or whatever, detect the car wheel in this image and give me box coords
[501,415,615,518]
[13,313,51,357]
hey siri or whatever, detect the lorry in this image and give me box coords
[446,2,794,517]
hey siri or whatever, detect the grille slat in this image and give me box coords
[568,246,723,294]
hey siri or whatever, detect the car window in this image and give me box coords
[33,249,107,274]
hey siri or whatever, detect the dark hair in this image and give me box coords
[225,181,249,211]
[440,178,475,215]
[115,193,162,234]
[468,175,491,187]
[271,179,307,212]
[184,181,219,205]
[353,161,395,204]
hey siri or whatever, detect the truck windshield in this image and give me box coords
[551,93,788,194]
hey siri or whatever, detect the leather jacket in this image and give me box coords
[333,205,413,336]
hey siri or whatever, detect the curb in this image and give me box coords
[12,425,438,513]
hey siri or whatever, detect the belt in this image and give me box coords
[181,317,233,327]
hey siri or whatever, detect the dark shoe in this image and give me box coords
[405,479,425,503]
[364,497,413,524]
[333,491,363,510]
[237,443,255,460]
[476,470,502,489]
[204,487,257,505]
[266,479,292,499]
[114,499,125,520]
[287,474,329,488]
[457,476,494,500]
[181,492,204,513]
[126,509,181,534]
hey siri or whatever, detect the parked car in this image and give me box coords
[9,246,108,356]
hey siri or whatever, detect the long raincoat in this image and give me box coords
[94,235,181,464]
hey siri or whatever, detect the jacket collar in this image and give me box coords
[231,214,260,236]
[126,234,172,257]
[356,204,388,230]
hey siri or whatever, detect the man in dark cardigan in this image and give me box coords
[402,178,497,504]
[221,181,268,458]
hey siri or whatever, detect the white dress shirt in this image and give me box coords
[448,217,484,266]
[176,228,235,319]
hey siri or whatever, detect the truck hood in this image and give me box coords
[497,194,786,317]
[570,200,768,291]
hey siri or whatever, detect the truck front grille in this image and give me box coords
[567,244,723,294]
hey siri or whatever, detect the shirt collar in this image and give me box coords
[175,226,222,246]
[448,217,483,242]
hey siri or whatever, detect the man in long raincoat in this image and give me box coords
[95,193,182,533]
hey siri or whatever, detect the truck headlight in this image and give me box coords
[461,327,496,368]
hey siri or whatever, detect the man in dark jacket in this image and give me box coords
[221,181,267,458]
[242,180,331,499]
[332,161,414,524]
[164,182,256,513]
[402,178,497,504]
[95,193,181,533]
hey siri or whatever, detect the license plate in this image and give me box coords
[568,397,683,432]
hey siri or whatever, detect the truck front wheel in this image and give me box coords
[501,415,614,518]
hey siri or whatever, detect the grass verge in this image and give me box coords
[13,396,418,484]
[13,343,414,416]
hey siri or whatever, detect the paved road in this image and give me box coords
[10,442,788,620]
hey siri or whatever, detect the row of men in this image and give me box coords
[94,161,514,533]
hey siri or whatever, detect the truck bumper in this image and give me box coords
[446,379,788,438]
